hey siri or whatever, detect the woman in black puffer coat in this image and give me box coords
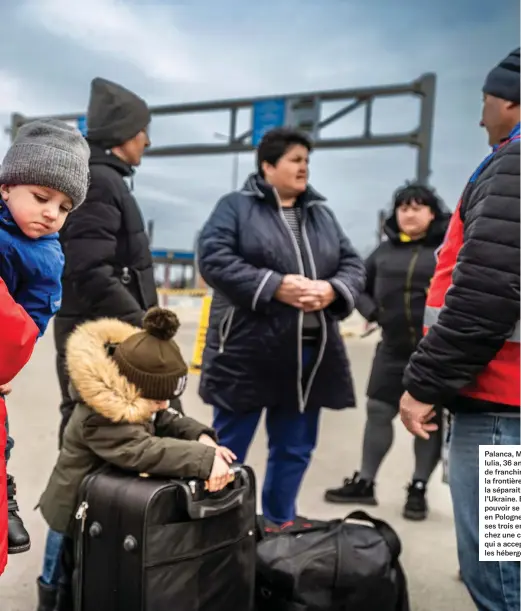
[325,183,450,521]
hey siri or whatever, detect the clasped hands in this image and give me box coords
[275,274,336,312]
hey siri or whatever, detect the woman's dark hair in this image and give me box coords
[256,127,313,177]
[392,182,443,212]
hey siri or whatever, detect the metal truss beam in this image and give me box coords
[9,73,436,183]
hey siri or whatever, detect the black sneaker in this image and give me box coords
[403,479,428,521]
[324,472,377,505]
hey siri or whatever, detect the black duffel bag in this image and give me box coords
[255,510,410,611]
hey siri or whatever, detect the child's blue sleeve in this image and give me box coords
[0,242,19,299]
[24,260,64,338]
[6,243,64,338]
[25,281,63,338]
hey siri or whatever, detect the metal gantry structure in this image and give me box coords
[9,72,436,184]
[8,74,437,280]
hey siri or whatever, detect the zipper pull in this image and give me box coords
[75,501,89,533]
[121,267,131,285]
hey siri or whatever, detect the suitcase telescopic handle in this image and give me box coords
[183,465,249,520]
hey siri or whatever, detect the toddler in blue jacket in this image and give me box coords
[0,118,90,554]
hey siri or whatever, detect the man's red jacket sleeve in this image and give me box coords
[0,277,39,575]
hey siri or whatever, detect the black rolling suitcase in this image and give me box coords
[72,465,257,611]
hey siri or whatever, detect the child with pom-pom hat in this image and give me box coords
[35,307,236,611]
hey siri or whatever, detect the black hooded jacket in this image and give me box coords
[56,144,157,331]
[358,208,451,405]
[56,78,156,338]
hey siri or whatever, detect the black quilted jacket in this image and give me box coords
[197,174,366,414]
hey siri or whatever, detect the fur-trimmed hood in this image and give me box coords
[66,318,155,424]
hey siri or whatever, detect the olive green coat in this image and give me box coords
[39,318,217,534]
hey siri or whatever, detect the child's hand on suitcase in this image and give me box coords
[207,454,234,492]
[215,446,236,464]
[199,435,236,465]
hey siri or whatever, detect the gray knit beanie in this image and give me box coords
[483,48,520,104]
[0,119,90,209]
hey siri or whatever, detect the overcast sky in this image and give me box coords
[0,0,518,254]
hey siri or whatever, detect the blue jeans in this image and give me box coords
[449,411,520,611]
[213,345,320,525]
[40,529,65,587]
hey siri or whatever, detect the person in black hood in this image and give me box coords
[53,77,158,449]
[324,183,450,520]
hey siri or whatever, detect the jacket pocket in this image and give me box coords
[218,307,235,354]
[133,267,157,309]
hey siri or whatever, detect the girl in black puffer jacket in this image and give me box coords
[325,183,451,521]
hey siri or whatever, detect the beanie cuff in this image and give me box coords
[87,106,151,148]
[113,348,188,401]
[483,72,520,104]
[483,49,520,104]
[0,143,90,209]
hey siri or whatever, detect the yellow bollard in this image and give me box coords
[189,294,212,374]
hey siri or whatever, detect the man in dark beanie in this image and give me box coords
[481,47,520,145]
[400,47,520,610]
[54,77,159,447]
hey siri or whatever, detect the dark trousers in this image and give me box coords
[56,350,75,448]
[54,317,78,448]
[4,402,13,462]
[213,344,320,525]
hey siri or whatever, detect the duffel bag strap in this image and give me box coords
[343,510,402,560]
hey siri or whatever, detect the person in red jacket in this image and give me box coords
[0,277,39,575]
[400,48,520,611]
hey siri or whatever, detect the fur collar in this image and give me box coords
[66,318,154,424]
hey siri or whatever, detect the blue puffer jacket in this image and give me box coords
[197,174,366,414]
[0,201,64,337]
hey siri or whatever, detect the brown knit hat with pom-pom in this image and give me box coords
[112,307,188,400]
